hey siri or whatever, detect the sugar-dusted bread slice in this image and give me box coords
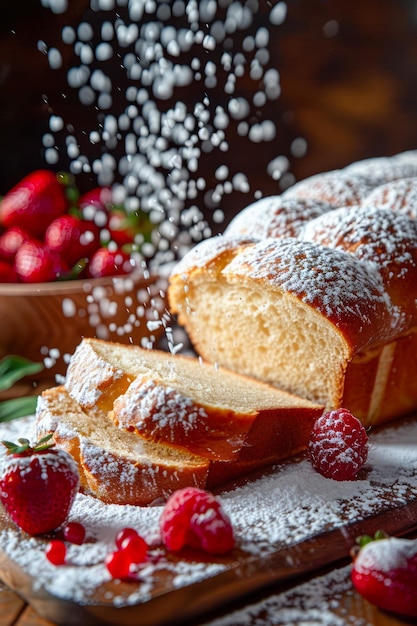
[36,386,210,506]
[65,338,323,462]
[168,151,417,429]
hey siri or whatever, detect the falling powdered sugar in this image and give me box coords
[40,1,295,269]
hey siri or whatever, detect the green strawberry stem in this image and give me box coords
[2,433,54,455]
[57,171,80,207]
[356,530,389,548]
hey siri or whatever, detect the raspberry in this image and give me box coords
[160,487,235,555]
[308,408,368,481]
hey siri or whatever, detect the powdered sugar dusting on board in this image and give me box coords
[0,413,417,612]
[199,564,354,626]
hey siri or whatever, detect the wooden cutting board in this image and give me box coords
[0,414,417,626]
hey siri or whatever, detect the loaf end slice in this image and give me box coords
[36,386,210,506]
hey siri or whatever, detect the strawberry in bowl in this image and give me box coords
[0,169,166,377]
[0,169,154,283]
[0,170,68,239]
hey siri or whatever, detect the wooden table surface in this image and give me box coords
[1,558,416,626]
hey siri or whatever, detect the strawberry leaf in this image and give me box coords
[0,396,39,422]
[33,433,54,451]
[0,355,44,391]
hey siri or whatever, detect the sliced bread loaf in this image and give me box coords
[65,338,323,462]
[168,153,417,427]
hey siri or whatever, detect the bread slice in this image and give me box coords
[65,338,323,463]
[36,386,210,506]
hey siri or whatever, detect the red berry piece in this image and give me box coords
[115,527,139,550]
[14,240,68,283]
[351,534,417,617]
[105,531,148,581]
[120,534,148,563]
[63,521,86,545]
[160,487,235,555]
[86,247,133,278]
[105,549,133,580]
[308,408,368,481]
[46,540,67,565]
[0,170,68,238]
[44,214,101,267]
[0,434,79,535]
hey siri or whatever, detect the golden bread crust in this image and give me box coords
[168,150,417,425]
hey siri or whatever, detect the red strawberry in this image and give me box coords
[351,533,417,617]
[78,186,112,229]
[0,170,69,238]
[79,186,112,213]
[160,487,235,554]
[0,260,18,282]
[86,246,133,278]
[308,408,368,481]
[14,240,69,283]
[0,226,32,262]
[108,208,152,247]
[0,434,79,535]
[44,214,101,266]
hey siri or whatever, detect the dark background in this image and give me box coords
[1,0,417,225]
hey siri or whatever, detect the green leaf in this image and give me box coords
[0,396,39,422]
[0,356,44,392]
